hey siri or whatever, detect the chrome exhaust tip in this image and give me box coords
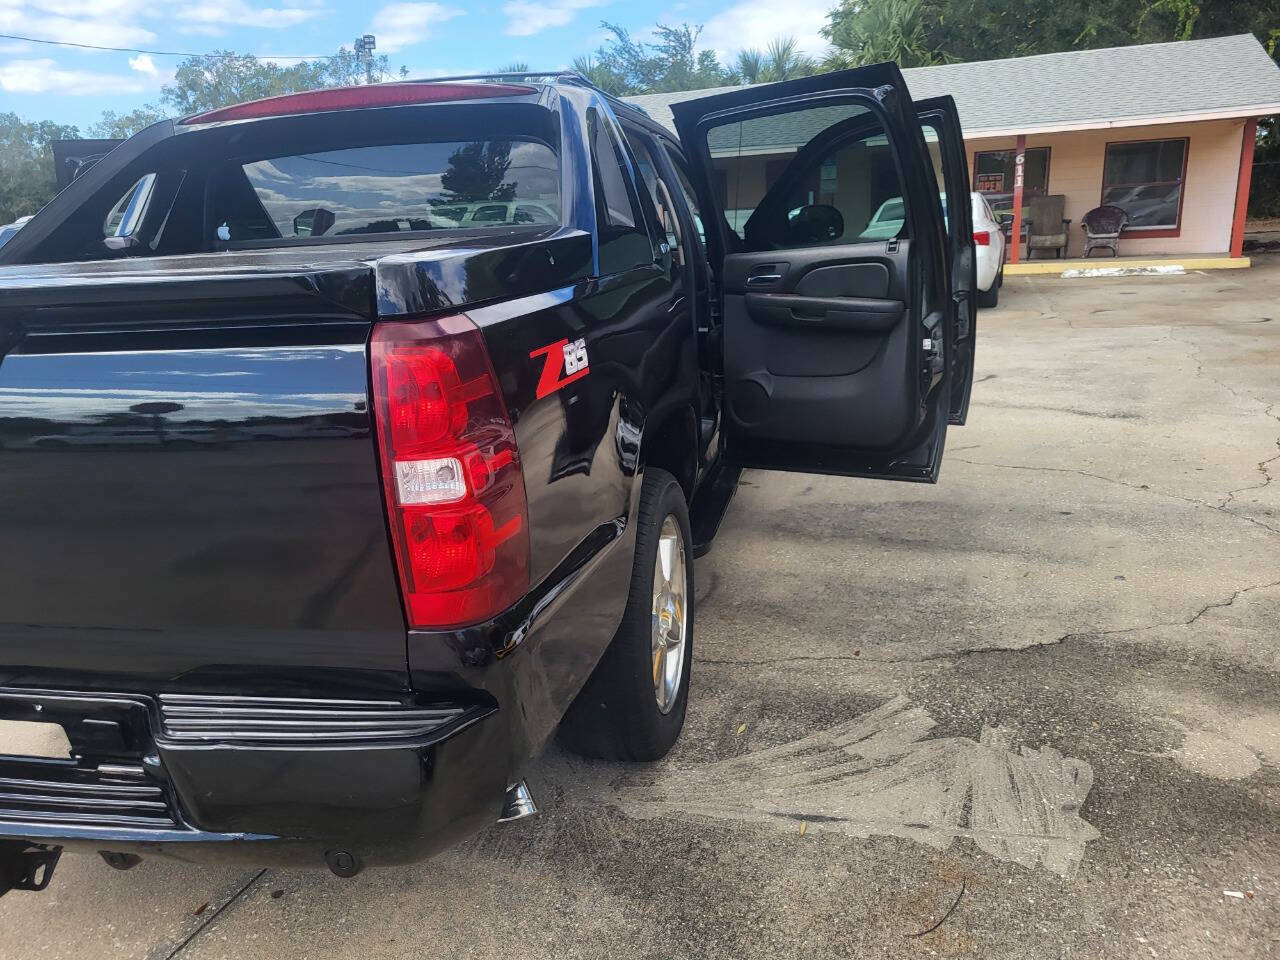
[498,779,537,823]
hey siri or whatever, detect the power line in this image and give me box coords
[0,31,342,61]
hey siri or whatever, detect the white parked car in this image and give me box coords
[856,193,1005,307]
[972,192,1006,308]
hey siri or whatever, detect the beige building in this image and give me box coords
[628,34,1280,265]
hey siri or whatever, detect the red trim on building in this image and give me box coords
[1009,134,1026,265]
[1230,118,1258,259]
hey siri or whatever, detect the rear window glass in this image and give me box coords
[213,139,560,243]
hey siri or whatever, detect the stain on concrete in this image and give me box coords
[616,695,1098,878]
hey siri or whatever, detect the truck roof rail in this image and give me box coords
[399,71,652,120]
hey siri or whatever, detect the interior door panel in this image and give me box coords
[722,241,915,446]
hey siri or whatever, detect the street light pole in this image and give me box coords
[355,34,377,84]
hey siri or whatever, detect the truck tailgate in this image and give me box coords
[0,253,408,695]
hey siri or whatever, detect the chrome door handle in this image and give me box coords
[746,274,782,286]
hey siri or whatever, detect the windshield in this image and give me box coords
[214,139,561,243]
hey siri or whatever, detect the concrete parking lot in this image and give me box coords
[3,258,1279,959]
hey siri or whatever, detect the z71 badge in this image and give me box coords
[530,337,590,399]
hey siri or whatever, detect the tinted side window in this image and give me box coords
[770,123,909,247]
[587,108,650,275]
[705,104,910,250]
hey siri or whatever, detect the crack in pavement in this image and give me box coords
[698,653,867,667]
[1183,577,1280,626]
[695,578,1280,667]
[1169,326,1270,409]
[971,401,1140,420]
[1165,327,1280,512]
[1041,576,1280,646]
[1220,400,1280,510]
[953,457,1280,536]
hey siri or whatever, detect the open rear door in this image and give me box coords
[672,65,954,482]
[916,95,977,424]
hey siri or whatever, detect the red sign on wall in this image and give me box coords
[976,173,1004,192]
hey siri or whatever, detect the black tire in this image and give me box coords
[557,468,693,761]
[977,268,1000,308]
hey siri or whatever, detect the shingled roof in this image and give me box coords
[625,34,1280,139]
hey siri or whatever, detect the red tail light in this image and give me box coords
[180,82,535,125]
[973,230,991,246]
[371,315,529,629]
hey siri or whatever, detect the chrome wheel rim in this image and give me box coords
[651,515,688,714]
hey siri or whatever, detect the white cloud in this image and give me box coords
[401,64,483,79]
[369,3,465,53]
[174,1,325,32]
[0,57,147,94]
[701,0,835,59]
[174,24,225,36]
[0,1,327,51]
[128,52,158,75]
[0,0,158,49]
[503,0,606,38]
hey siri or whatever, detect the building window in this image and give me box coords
[972,147,1050,219]
[1101,138,1188,231]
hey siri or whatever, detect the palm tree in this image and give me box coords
[733,48,768,84]
[822,0,944,69]
[733,36,818,84]
[571,55,629,95]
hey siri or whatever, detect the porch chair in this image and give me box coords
[1025,194,1070,259]
[1080,204,1129,258]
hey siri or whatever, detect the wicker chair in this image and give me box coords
[1026,194,1070,259]
[1080,205,1129,258]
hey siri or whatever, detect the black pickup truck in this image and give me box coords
[0,66,976,892]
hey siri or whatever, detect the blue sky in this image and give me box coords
[0,0,839,129]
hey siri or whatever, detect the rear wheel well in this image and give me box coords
[640,407,697,502]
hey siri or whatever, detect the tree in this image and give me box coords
[575,22,735,95]
[822,0,947,68]
[438,141,516,203]
[2,45,412,218]
[733,37,819,83]
[570,55,629,95]
[0,113,81,223]
[90,106,169,140]
[823,0,1280,67]
[82,46,409,140]
[157,48,397,116]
